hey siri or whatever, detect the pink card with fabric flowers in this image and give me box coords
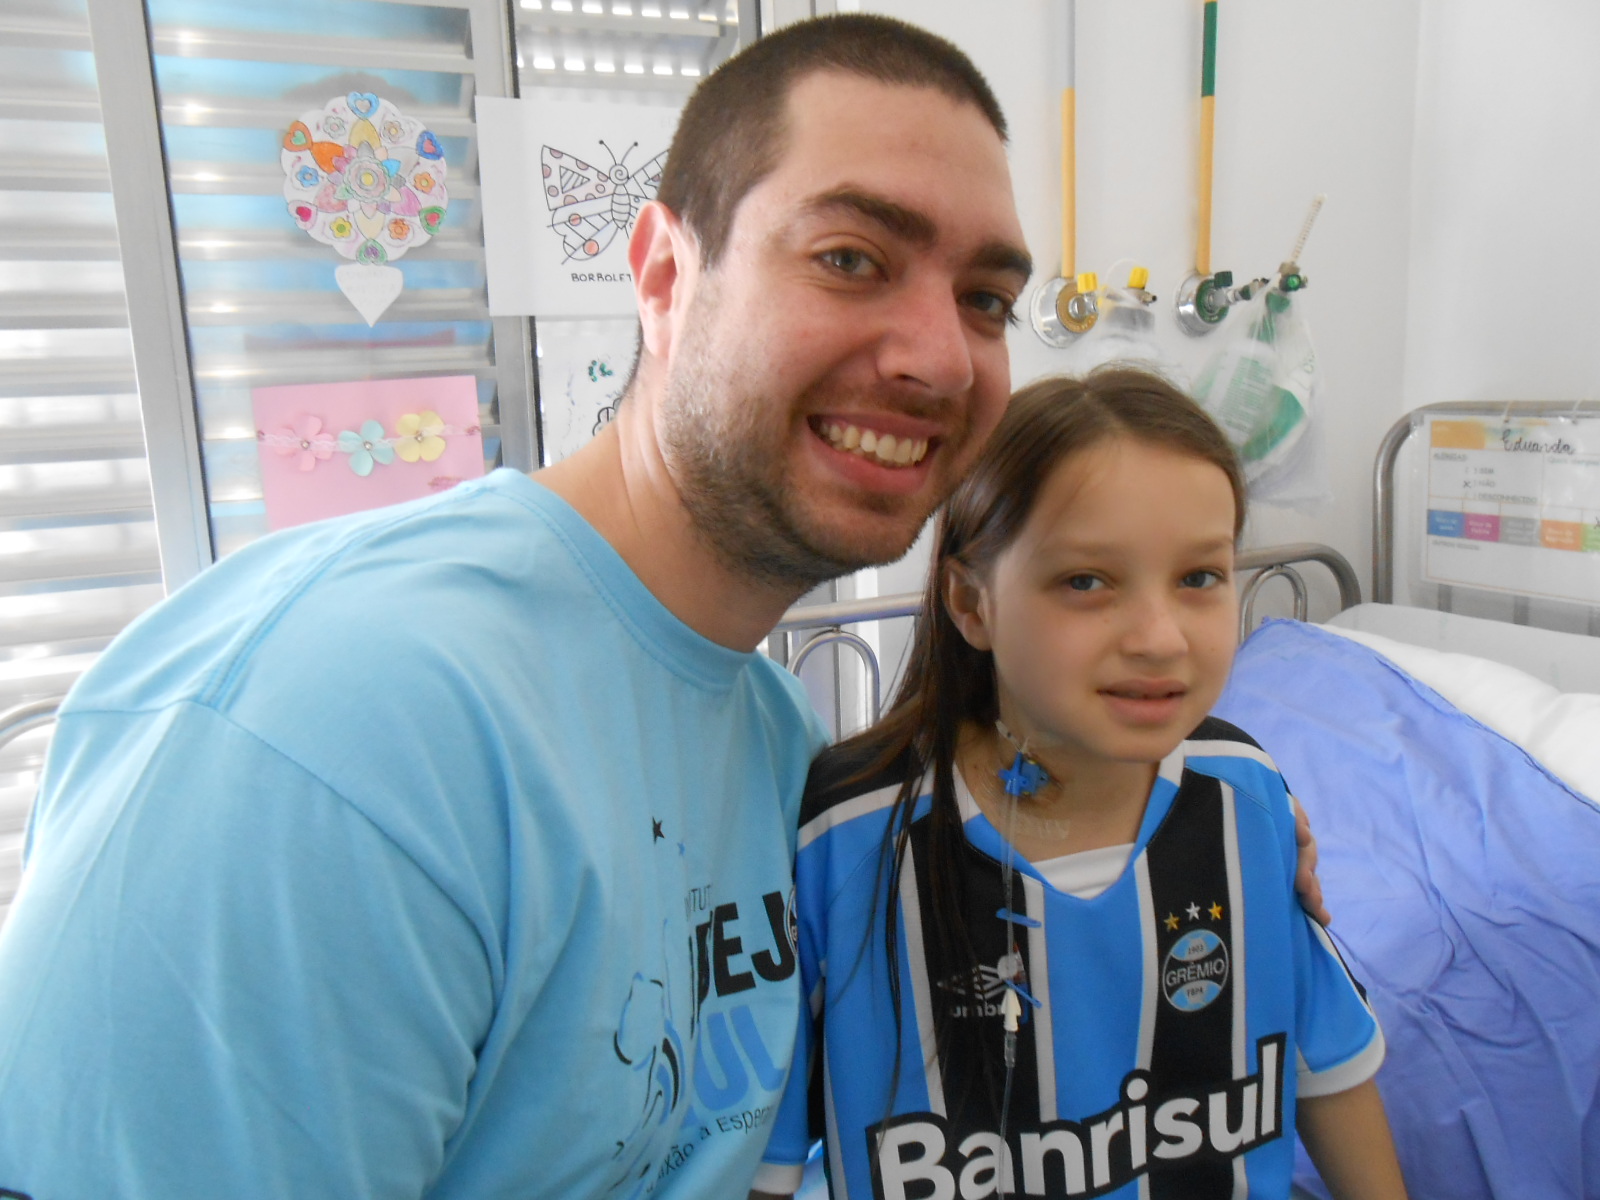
[252,374,484,530]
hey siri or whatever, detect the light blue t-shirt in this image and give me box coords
[0,470,825,1199]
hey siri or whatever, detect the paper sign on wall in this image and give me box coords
[1423,415,1600,605]
[535,318,637,463]
[476,94,682,317]
[253,375,484,530]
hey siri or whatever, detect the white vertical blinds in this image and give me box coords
[0,0,158,920]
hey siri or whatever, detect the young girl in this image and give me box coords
[753,370,1406,1199]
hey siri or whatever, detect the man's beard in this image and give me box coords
[658,313,931,594]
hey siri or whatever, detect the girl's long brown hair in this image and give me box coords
[833,368,1247,1121]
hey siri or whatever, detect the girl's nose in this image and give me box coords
[1122,594,1189,661]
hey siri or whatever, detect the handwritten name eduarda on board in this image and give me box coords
[1502,430,1576,455]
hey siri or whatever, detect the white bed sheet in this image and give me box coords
[1318,605,1600,802]
[1325,602,1600,693]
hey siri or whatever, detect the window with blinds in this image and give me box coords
[0,0,775,919]
[142,0,533,555]
[0,0,158,919]
[0,0,532,920]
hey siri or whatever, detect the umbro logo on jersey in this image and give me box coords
[935,956,1024,1019]
[936,963,1007,1002]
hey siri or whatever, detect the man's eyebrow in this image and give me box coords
[803,189,938,245]
[801,189,1033,283]
[971,241,1033,285]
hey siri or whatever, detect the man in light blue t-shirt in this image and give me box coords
[0,15,1035,1199]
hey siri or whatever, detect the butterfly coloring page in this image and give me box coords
[542,141,667,262]
[477,95,682,316]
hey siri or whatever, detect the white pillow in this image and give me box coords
[1320,624,1600,804]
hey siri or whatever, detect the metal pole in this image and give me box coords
[474,0,539,472]
[84,0,213,592]
[1371,411,1418,605]
[1196,0,1218,277]
[1061,0,1076,280]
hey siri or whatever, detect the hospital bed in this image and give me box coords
[1213,400,1600,1200]
[776,398,1600,1199]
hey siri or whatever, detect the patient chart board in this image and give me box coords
[1424,415,1600,604]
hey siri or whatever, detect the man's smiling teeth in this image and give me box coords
[818,420,929,467]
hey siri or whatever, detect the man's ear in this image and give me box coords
[943,559,994,652]
[629,200,698,361]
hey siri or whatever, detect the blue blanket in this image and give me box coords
[1214,619,1600,1200]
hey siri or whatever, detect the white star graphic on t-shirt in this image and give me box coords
[1186,902,1201,921]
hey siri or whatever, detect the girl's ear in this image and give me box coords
[943,560,994,652]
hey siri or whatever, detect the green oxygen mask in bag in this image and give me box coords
[1193,278,1327,510]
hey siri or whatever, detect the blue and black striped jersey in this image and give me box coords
[757,718,1382,1200]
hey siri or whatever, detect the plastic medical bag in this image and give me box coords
[1193,287,1329,511]
[1078,278,1159,367]
[1072,271,1187,388]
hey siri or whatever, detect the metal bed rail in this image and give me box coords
[0,698,61,757]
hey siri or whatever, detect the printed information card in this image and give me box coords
[1424,415,1600,604]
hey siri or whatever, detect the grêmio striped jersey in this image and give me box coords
[756,718,1383,1200]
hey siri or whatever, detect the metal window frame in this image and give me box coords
[81,0,539,594]
[84,0,212,593]
[473,0,539,472]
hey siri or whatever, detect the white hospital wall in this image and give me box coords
[825,0,1425,721]
[1403,0,1600,408]
[856,0,1424,611]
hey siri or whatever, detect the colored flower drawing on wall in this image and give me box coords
[282,92,448,266]
[281,93,448,324]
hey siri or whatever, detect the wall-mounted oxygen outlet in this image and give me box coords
[1174,270,1233,335]
[1030,272,1099,347]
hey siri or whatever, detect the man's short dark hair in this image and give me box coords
[655,14,1008,268]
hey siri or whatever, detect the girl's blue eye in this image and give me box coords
[1181,570,1224,589]
[1065,574,1103,592]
